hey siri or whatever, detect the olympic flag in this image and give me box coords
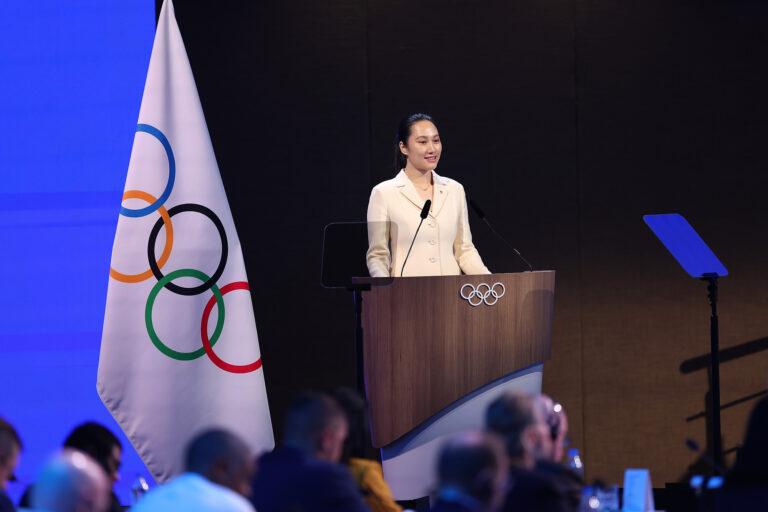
[97,0,273,482]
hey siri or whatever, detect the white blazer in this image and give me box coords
[366,170,490,277]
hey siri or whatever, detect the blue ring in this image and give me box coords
[120,124,176,218]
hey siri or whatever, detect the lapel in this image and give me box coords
[395,170,451,219]
[394,170,426,212]
[430,171,450,218]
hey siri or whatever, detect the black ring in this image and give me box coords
[147,203,228,296]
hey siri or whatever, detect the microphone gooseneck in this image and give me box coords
[468,198,533,272]
[401,199,431,277]
[685,438,725,476]
[468,199,486,219]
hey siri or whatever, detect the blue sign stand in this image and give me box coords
[644,214,727,473]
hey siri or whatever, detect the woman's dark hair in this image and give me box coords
[328,387,373,462]
[394,113,436,173]
[726,396,768,487]
[63,421,121,475]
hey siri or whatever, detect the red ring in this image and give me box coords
[201,281,263,373]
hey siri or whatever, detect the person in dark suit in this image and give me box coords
[486,392,574,512]
[329,387,401,512]
[725,396,768,487]
[0,417,22,512]
[708,396,768,511]
[430,430,508,512]
[250,391,369,512]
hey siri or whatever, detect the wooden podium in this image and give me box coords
[357,271,555,448]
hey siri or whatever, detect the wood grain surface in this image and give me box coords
[358,271,555,447]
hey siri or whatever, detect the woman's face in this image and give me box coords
[400,120,441,173]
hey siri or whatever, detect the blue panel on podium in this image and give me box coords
[643,213,728,278]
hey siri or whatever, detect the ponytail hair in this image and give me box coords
[393,113,435,174]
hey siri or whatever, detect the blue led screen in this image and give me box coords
[0,2,156,505]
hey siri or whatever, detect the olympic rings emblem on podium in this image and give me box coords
[460,282,505,307]
[110,123,261,374]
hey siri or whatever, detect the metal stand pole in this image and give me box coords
[702,273,722,472]
[349,284,370,397]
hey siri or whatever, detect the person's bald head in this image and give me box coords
[32,449,110,512]
[185,429,255,498]
[437,430,508,511]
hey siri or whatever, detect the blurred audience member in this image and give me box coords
[431,430,508,512]
[62,423,122,487]
[32,449,110,512]
[486,391,573,512]
[21,422,122,512]
[131,429,255,511]
[0,417,22,512]
[533,395,582,508]
[707,396,768,511]
[251,391,369,512]
[726,396,768,487]
[329,387,401,512]
[534,395,568,464]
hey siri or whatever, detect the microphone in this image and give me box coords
[685,438,725,476]
[400,199,431,277]
[419,199,431,220]
[468,198,533,272]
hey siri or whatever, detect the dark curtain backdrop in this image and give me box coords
[160,0,768,484]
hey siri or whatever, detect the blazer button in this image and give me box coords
[428,240,436,245]
[429,257,437,263]
[428,222,435,228]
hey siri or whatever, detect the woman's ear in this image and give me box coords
[399,141,408,156]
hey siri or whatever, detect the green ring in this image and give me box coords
[145,268,225,360]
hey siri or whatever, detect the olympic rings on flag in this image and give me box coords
[110,190,174,283]
[201,281,263,374]
[147,203,228,296]
[460,282,505,306]
[120,124,176,218]
[114,123,257,374]
[145,268,224,361]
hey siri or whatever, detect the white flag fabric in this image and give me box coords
[97,0,273,482]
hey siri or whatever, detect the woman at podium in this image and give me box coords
[366,113,490,277]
